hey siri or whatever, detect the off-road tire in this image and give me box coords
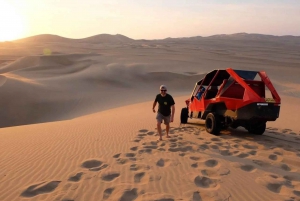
[230,122,239,129]
[180,108,189,124]
[205,113,221,135]
[247,122,266,135]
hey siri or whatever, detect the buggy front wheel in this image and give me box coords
[205,113,220,135]
[180,108,188,124]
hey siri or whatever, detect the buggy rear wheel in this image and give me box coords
[205,113,220,135]
[230,122,239,129]
[180,108,188,124]
[247,122,266,135]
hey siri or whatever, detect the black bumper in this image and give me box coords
[236,102,280,121]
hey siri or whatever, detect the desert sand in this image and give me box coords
[0,33,300,201]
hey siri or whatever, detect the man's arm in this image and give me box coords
[170,105,175,122]
[152,101,157,113]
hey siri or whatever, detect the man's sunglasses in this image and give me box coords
[160,90,167,92]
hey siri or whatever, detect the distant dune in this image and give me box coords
[13,34,134,44]
[10,33,300,45]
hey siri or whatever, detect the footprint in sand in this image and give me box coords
[169,138,177,143]
[156,158,170,167]
[199,144,209,150]
[138,148,152,154]
[138,141,159,154]
[113,153,121,158]
[268,154,283,161]
[103,187,114,200]
[133,139,141,143]
[255,174,296,195]
[204,159,219,168]
[137,133,147,138]
[158,147,166,151]
[215,142,224,146]
[210,144,219,150]
[125,153,136,158]
[237,153,249,158]
[201,168,230,177]
[179,152,186,157]
[159,142,166,147]
[134,172,147,183]
[130,163,151,171]
[81,159,102,168]
[120,188,138,201]
[21,181,61,197]
[139,129,148,133]
[192,191,202,201]
[211,137,221,142]
[168,145,194,153]
[293,190,300,197]
[81,159,108,171]
[240,164,256,172]
[191,163,198,168]
[169,143,177,148]
[194,176,219,189]
[147,131,155,136]
[101,172,120,182]
[68,172,84,182]
[220,149,233,156]
[231,162,256,173]
[281,164,292,171]
[130,146,138,151]
[116,158,129,165]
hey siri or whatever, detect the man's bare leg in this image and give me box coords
[157,122,162,140]
[166,124,170,138]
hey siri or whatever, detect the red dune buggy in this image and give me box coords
[180,68,281,135]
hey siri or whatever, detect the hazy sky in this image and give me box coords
[1,0,300,41]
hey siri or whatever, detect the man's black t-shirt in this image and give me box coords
[155,94,175,116]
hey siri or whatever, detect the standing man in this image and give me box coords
[152,85,175,141]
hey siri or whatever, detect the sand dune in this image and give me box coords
[0,97,300,201]
[14,34,133,44]
[0,34,300,201]
[0,53,203,128]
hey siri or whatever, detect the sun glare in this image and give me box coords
[0,2,26,41]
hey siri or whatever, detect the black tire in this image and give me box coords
[180,108,189,124]
[230,122,239,129]
[247,122,266,135]
[205,113,221,135]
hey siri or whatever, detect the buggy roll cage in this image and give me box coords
[189,68,281,104]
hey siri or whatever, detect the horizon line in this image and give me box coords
[1,32,300,43]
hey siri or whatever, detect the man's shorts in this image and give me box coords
[156,112,171,125]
